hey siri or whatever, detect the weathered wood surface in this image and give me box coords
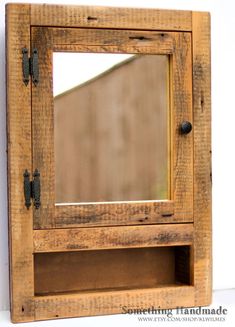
[33,224,193,252]
[6,3,35,323]
[31,28,55,229]
[55,201,175,228]
[34,286,195,320]
[192,12,212,306]
[50,27,176,54]
[30,4,192,31]
[171,32,193,220]
[51,28,176,52]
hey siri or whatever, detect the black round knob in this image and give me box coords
[180,121,192,134]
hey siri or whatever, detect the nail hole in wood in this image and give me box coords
[200,91,205,112]
[22,306,25,312]
[87,16,98,21]
[138,217,148,222]
[129,36,152,41]
[161,213,173,217]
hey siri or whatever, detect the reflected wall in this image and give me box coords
[54,54,169,203]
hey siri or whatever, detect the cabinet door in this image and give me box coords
[31,27,193,229]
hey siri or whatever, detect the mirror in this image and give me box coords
[54,53,169,203]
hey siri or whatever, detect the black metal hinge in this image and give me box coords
[22,48,39,86]
[23,169,41,209]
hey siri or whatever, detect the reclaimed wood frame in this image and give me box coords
[6,3,211,323]
[31,26,193,229]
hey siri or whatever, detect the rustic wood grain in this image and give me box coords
[34,286,194,320]
[31,28,55,229]
[51,28,175,52]
[50,27,175,55]
[54,201,174,228]
[171,32,193,220]
[33,224,193,252]
[6,4,35,323]
[30,4,192,31]
[192,12,212,306]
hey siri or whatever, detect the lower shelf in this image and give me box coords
[34,246,191,296]
[33,285,195,320]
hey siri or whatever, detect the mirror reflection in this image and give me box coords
[54,53,169,203]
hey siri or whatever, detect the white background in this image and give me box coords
[0,0,235,312]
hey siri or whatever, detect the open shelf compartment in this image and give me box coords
[34,245,192,296]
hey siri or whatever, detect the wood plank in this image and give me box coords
[55,201,174,228]
[51,28,175,54]
[33,224,193,252]
[53,44,172,54]
[171,32,193,220]
[6,4,35,323]
[51,28,175,52]
[34,286,195,320]
[31,28,55,229]
[192,12,212,306]
[30,4,192,31]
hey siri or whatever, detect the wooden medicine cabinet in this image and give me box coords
[6,3,211,322]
